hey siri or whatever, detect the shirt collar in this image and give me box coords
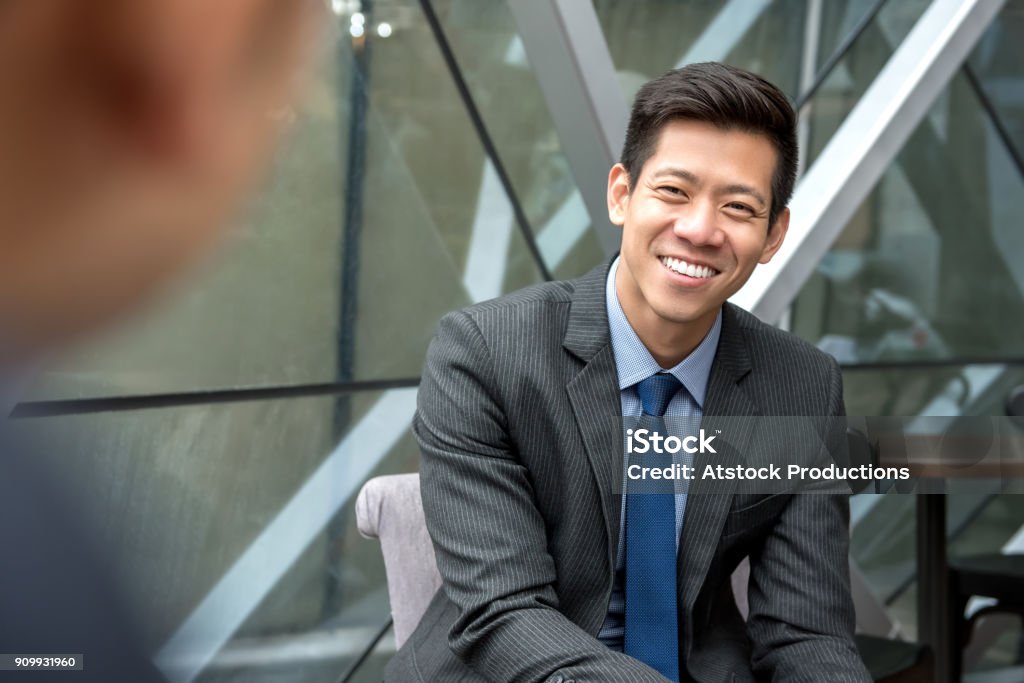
[605,256,722,408]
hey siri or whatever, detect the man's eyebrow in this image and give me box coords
[650,167,701,185]
[721,184,768,209]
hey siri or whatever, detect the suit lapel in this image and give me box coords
[679,304,758,629]
[563,261,622,575]
[566,348,623,572]
[562,270,763,637]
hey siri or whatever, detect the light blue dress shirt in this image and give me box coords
[597,256,722,650]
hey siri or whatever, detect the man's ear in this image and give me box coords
[759,206,790,264]
[607,163,631,227]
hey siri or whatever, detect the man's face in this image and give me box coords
[607,119,789,333]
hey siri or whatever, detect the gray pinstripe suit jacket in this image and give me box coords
[386,261,872,683]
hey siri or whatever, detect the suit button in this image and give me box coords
[551,676,564,683]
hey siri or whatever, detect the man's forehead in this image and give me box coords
[645,124,774,185]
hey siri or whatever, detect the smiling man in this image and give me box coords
[392,63,871,682]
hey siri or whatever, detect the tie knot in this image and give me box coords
[636,373,681,417]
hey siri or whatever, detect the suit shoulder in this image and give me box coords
[464,279,575,312]
[446,279,575,331]
[724,305,843,415]
[726,303,839,375]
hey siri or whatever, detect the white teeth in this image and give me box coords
[661,256,715,279]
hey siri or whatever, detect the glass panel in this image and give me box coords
[24,388,417,680]
[431,0,603,280]
[850,493,916,634]
[24,0,544,403]
[359,0,544,302]
[594,0,809,103]
[950,494,1024,558]
[793,71,1024,364]
[25,40,352,401]
[968,1,1024,157]
[803,0,929,168]
[205,402,418,682]
[814,1,883,74]
[843,364,1024,418]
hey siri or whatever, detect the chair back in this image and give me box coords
[355,473,442,648]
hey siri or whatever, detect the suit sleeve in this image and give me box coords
[745,358,873,682]
[415,310,671,683]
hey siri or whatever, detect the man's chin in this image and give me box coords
[653,304,721,327]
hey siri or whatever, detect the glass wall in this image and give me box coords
[793,1,1024,675]
[793,41,1024,363]
[433,0,605,280]
[594,0,810,102]
[11,1,1024,681]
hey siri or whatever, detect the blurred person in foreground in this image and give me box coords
[0,1,319,680]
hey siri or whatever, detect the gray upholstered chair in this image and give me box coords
[355,473,442,649]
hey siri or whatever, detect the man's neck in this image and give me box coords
[630,313,717,369]
[615,268,718,369]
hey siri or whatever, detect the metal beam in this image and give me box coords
[731,0,1007,323]
[508,0,627,257]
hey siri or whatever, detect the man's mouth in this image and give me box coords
[659,256,719,280]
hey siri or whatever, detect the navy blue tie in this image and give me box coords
[625,372,681,681]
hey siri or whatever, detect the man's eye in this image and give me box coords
[726,202,753,213]
[658,186,685,196]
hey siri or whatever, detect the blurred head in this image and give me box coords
[608,63,797,357]
[0,0,320,362]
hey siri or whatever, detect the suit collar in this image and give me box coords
[713,302,753,385]
[562,259,614,363]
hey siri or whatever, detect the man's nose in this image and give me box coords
[671,202,724,247]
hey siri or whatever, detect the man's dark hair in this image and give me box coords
[620,62,798,228]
